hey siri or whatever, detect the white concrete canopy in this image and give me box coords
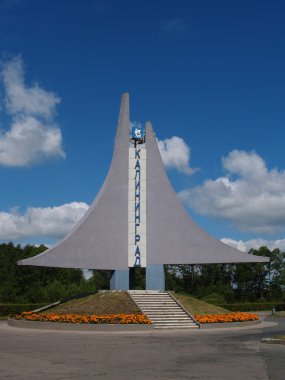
[18,93,269,269]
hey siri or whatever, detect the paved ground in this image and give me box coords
[0,317,284,380]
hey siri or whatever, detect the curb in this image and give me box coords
[261,337,285,345]
[200,320,261,329]
[8,318,154,332]
[8,318,264,332]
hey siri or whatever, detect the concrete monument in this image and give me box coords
[18,93,269,290]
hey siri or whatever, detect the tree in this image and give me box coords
[234,247,285,301]
[166,247,284,303]
[0,242,91,303]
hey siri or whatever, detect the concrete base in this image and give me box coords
[110,270,129,290]
[110,266,165,291]
[146,265,165,291]
[129,268,135,290]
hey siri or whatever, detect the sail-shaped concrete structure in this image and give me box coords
[18,93,269,290]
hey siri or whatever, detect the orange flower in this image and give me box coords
[194,312,259,324]
[16,312,152,325]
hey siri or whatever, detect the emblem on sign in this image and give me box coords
[129,126,145,146]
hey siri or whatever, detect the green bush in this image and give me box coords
[217,302,285,311]
[201,293,226,305]
[276,303,285,311]
[0,303,48,316]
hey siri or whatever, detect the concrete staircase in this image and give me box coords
[129,291,199,329]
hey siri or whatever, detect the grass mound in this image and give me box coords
[42,291,230,316]
[44,292,141,315]
[171,292,230,315]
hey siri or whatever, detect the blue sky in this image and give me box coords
[0,0,285,252]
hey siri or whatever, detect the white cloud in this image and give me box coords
[157,136,197,175]
[181,149,285,233]
[223,150,267,179]
[2,57,60,118]
[0,56,65,166]
[0,202,89,240]
[0,116,64,166]
[221,237,285,252]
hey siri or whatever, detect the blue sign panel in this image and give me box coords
[131,126,145,141]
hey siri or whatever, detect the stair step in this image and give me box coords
[141,306,183,308]
[141,307,183,314]
[148,314,188,316]
[129,291,199,330]
[154,321,197,325]
[148,317,188,319]
[155,326,199,329]
[132,296,173,298]
[152,321,196,324]
[142,312,186,314]
[133,299,172,301]
[136,303,176,306]
[141,306,182,308]
[154,322,197,325]
[149,317,191,320]
[133,300,175,302]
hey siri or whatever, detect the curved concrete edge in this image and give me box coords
[31,301,61,313]
[200,319,262,329]
[7,318,277,333]
[201,320,278,332]
[8,318,154,332]
[261,337,285,345]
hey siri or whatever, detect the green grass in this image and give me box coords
[44,292,141,315]
[35,291,232,317]
[171,292,230,315]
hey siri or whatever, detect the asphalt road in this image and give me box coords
[0,317,284,380]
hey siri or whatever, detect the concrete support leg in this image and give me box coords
[110,270,129,290]
[129,268,135,290]
[146,265,165,291]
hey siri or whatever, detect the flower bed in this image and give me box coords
[194,312,259,324]
[15,312,151,324]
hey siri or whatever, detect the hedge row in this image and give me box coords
[0,304,48,316]
[218,303,285,312]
